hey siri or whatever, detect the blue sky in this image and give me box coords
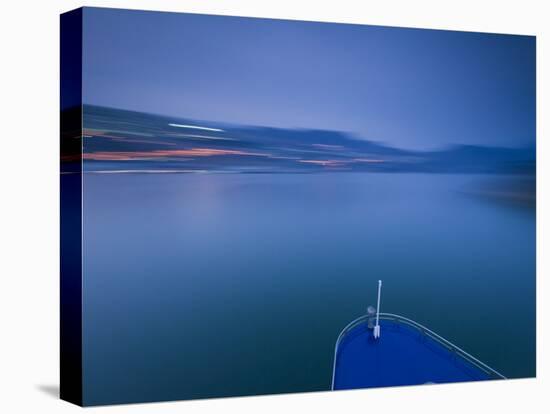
[82,7,535,150]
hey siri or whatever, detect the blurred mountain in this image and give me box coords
[79,105,535,174]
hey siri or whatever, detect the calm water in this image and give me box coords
[82,173,535,405]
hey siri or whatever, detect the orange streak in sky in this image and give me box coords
[83,148,265,161]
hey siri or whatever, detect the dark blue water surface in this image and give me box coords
[82,172,535,405]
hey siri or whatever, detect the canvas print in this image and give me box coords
[60,7,536,406]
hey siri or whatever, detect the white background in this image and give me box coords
[0,0,547,412]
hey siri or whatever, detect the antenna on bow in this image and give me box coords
[373,280,382,339]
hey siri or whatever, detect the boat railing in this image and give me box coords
[331,312,506,390]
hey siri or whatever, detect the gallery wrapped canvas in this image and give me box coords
[60,7,536,406]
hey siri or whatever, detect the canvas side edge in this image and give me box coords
[60,7,84,407]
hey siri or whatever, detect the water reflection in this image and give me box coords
[82,172,535,404]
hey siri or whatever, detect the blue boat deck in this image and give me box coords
[332,314,504,390]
